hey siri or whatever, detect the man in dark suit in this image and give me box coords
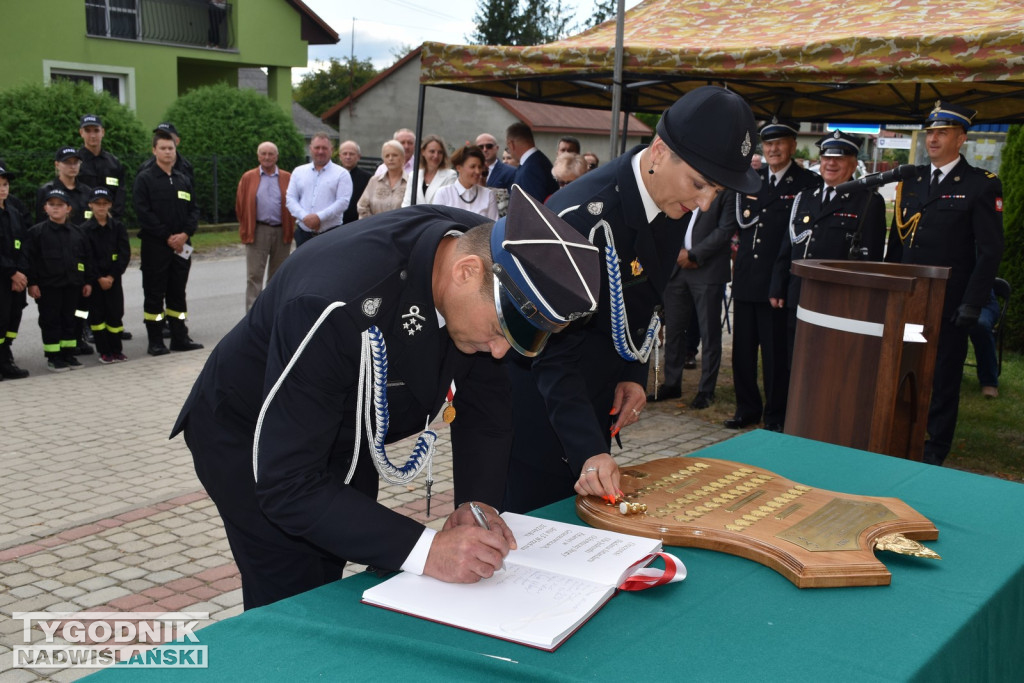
[649,190,738,409]
[503,86,762,514]
[728,119,819,432]
[171,189,601,610]
[885,101,1004,466]
[339,140,371,225]
[477,132,515,190]
[505,122,558,202]
[769,130,886,360]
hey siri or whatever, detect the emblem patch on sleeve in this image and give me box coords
[996,197,1003,212]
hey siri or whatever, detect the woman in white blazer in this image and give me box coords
[401,134,456,207]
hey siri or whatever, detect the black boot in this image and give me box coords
[0,344,30,379]
[168,319,204,352]
[74,319,94,355]
[146,321,170,356]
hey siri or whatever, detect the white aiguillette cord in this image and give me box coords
[252,302,435,487]
[618,552,686,591]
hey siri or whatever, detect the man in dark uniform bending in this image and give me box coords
[503,86,763,513]
[171,187,601,609]
[885,101,1004,466]
[728,119,818,432]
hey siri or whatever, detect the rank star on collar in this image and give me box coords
[402,304,426,336]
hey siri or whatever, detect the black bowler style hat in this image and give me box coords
[80,114,103,128]
[816,130,863,156]
[925,100,975,130]
[759,117,800,141]
[490,185,601,357]
[655,86,761,195]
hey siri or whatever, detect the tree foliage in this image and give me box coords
[471,0,575,45]
[164,83,305,223]
[0,80,149,211]
[294,57,377,117]
[998,124,1023,350]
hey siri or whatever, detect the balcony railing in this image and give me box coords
[85,0,235,50]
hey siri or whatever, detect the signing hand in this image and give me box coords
[424,507,514,583]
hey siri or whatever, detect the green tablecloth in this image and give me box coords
[90,431,1024,681]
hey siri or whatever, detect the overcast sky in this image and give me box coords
[296,0,642,81]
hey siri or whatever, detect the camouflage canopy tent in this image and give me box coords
[419,0,1024,124]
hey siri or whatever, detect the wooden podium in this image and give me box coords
[786,260,949,460]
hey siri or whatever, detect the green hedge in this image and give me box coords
[998,125,1023,352]
[0,80,149,220]
[162,83,305,223]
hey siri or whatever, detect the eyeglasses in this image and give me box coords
[587,163,597,170]
[479,143,496,149]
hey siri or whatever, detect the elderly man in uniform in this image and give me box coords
[171,187,601,609]
[503,86,762,514]
[769,130,886,361]
[727,119,819,431]
[885,102,1004,466]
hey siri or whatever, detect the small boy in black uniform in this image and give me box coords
[26,187,93,372]
[0,162,30,379]
[82,187,130,363]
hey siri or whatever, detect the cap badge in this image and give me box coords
[362,297,382,317]
[833,131,841,139]
[402,304,425,336]
[630,258,643,276]
[933,100,942,112]
[587,202,603,215]
[741,131,752,157]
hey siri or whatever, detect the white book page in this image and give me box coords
[502,512,661,587]
[361,566,612,650]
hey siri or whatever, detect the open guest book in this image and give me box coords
[361,512,685,651]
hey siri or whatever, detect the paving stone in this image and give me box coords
[73,586,132,608]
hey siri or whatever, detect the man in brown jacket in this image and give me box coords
[236,141,295,311]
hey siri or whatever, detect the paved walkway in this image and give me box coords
[0,307,740,681]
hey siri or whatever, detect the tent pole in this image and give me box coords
[410,83,426,205]
[608,0,625,161]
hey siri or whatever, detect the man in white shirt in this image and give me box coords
[286,133,352,247]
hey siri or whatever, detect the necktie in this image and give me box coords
[823,187,834,205]
[930,168,942,195]
[769,175,777,188]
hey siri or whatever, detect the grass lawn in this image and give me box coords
[670,345,1023,483]
[128,224,243,261]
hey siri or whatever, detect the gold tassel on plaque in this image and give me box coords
[874,533,942,560]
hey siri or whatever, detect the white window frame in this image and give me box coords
[43,60,137,111]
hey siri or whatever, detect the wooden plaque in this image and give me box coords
[577,456,939,588]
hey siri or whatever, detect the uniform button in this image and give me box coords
[753,254,759,259]
[756,238,761,243]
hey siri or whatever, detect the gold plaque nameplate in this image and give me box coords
[775,498,898,551]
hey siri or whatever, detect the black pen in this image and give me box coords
[469,502,506,572]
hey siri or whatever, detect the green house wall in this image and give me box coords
[1,0,314,127]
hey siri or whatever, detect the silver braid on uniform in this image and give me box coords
[358,326,435,486]
[735,193,758,229]
[591,221,660,363]
[788,192,812,245]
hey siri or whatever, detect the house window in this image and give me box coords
[85,0,140,39]
[51,70,127,104]
[809,122,826,133]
